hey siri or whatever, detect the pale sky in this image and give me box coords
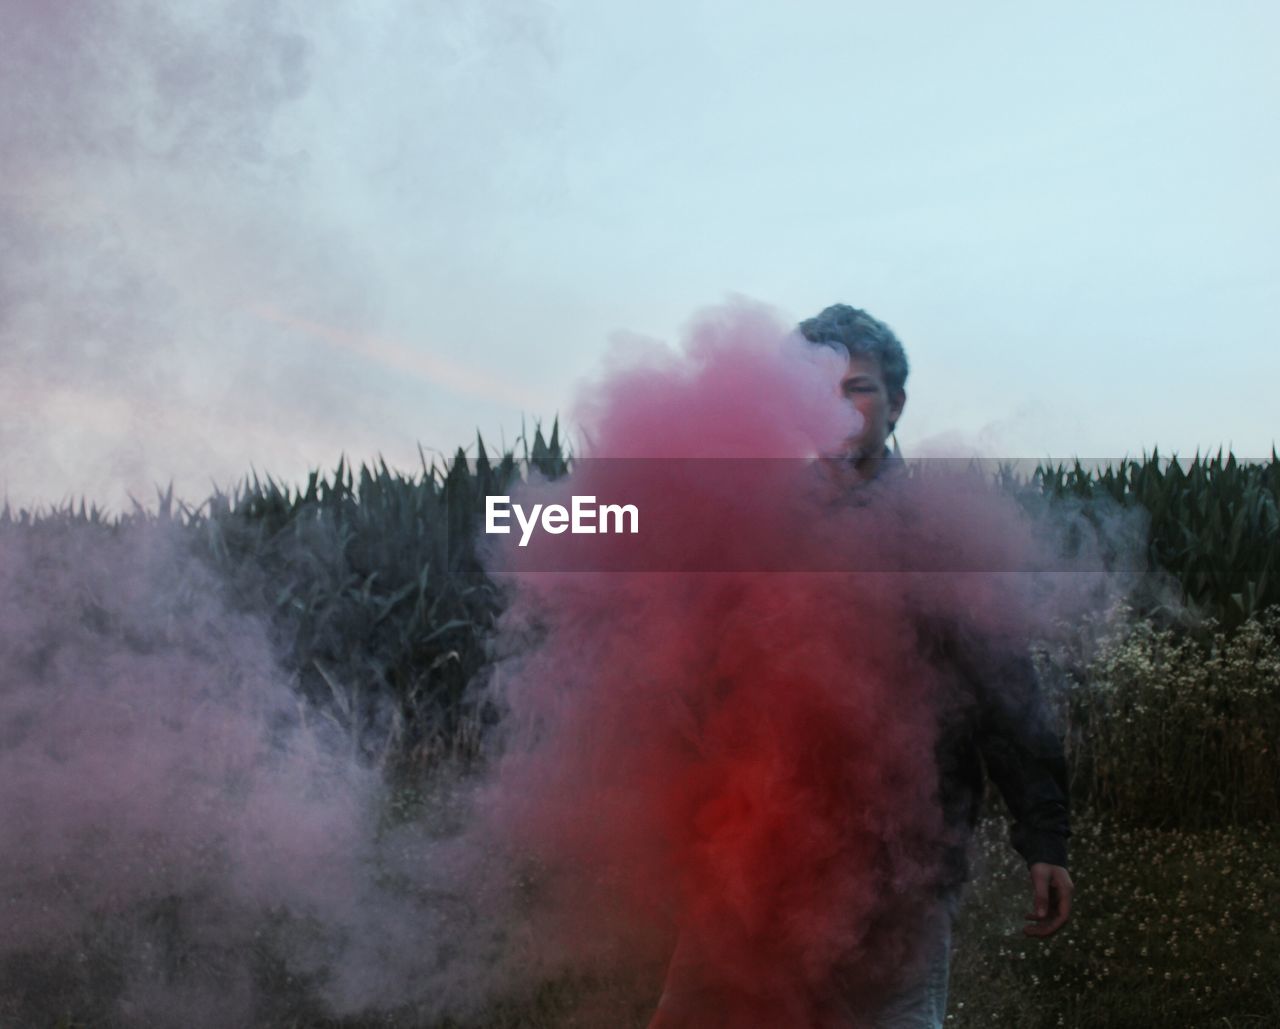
[3,0,1277,513]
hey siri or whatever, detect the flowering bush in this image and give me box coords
[1036,608,1280,828]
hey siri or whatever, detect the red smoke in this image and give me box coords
[478,300,1049,1024]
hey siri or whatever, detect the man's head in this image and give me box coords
[798,304,908,464]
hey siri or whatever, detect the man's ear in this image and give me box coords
[888,389,906,432]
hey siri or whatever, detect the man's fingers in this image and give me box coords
[1023,910,1068,937]
[1023,867,1073,937]
[1024,890,1070,937]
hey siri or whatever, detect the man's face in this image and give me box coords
[839,354,906,462]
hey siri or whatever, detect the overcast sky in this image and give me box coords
[3,0,1277,513]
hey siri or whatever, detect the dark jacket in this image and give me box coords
[828,449,1072,886]
[922,617,1071,888]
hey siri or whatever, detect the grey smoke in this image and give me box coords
[0,518,579,1026]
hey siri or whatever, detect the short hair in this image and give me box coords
[797,304,909,397]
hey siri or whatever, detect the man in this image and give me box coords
[648,304,1072,1028]
[798,303,1073,1027]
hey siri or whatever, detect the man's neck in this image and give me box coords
[818,446,899,491]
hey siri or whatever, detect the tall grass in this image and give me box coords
[198,422,570,777]
[1027,449,1280,630]
[1,422,571,779]
[4,444,1276,810]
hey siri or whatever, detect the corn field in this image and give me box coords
[3,440,1277,823]
[1025,449,1280,629]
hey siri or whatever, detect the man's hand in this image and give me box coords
[1024,862,1072,937]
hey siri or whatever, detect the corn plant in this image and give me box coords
[1026,449,1280,632]
[2,420,570,780]
[196,420,570,777]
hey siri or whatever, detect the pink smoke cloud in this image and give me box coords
[476,300,1095,1023]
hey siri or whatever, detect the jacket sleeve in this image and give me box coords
[961,636,1072,868]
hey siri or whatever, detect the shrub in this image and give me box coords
[1038,608,1280,828]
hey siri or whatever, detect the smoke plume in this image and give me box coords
[0,299,1132,1026]
[0,515,562,1026]
[475,299,1116,1024]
